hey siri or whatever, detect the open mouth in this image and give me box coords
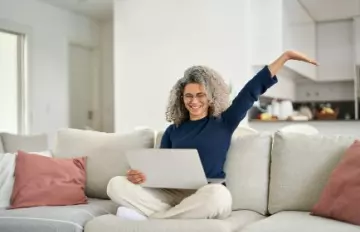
[189,105,202,110]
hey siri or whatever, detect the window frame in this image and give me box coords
[0,20,32,134]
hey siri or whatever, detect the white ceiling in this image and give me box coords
[39,0,113,21]
[39,0,360,23]
[299,0,360,22]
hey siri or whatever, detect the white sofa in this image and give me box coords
[84,129,360,232]
[0,131,120,232]
[1,129,360,232]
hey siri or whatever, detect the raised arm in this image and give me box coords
[221,65,277,132]
[268,50,317,76]
[221,50,317,132]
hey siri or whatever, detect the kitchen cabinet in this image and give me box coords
[316,20,354,81]
[252,66,297,101]
[296,81,355,102]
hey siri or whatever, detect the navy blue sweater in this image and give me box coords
[160,66,278,178]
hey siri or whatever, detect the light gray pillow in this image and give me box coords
[1,133,48,153]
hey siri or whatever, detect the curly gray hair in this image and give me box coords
[165,65,231,125]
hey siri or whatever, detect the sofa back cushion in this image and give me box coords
[311,140,360,225]
[224,133,272,215]
[0,137,4,153]
[53,128,155,199]
[269,131,359,214]
[154,131,272,215]
[0,133,48,153]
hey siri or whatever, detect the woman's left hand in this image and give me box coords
[284,50,318,66]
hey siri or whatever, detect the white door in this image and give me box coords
[69,44,94,130]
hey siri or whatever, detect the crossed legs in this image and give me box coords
[107,176,232,219]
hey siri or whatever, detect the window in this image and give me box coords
[0,30,27,134]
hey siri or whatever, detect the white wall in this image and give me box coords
[114,0,253,133]
[316,20,354,81]
[0,0,100,142]
[251,0,283,66]
[296,81,355,101]
[0,32,18,133]
[100,20,114,132]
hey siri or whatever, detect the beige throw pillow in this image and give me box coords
[1,133,48,153]
[53,128,155,199]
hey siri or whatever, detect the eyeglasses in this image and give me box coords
[183,93,207,102]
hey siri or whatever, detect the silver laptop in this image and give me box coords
[126,149,225,189]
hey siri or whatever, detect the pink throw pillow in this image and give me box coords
[10,150,87,209]
[311,140,360,225]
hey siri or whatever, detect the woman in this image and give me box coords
[107,50,317,220]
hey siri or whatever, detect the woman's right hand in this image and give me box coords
[127,169,146,184]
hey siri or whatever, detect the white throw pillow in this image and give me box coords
[29,150,53,157]
[0,153,16,208]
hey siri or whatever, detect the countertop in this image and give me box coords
[248,120,360,136]
[249,119,360,123]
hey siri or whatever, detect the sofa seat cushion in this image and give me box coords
[242,211,360,232]
[85,210,264,232]
[0,199,118,232]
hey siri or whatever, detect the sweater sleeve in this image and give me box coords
[221,65,278,132]
[160,125,173,148]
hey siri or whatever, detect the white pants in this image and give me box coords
[107,176,232,219]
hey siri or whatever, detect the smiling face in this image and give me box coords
[183,83,209,120]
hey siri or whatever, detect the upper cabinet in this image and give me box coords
[316,20,354,81]
[251,0,316,81]
[251,0,358,82]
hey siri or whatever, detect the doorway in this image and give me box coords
[68,44,98,130]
